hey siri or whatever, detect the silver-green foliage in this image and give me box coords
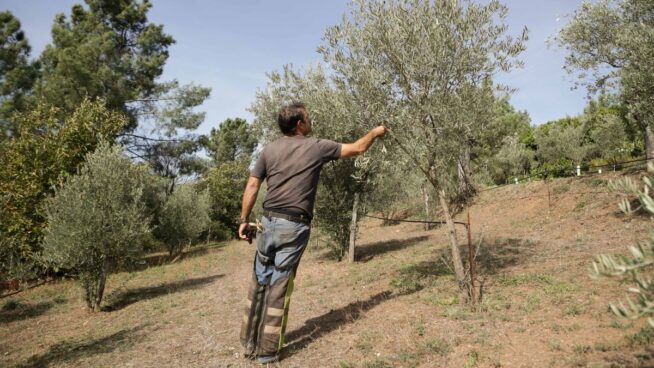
[557,0,654,157]
[42,143,152,310]
[594,162,654,326]
[534,123,588,165]
[250,65,379,258]
[319,0,527,198]
[156,184,210,256]
[493,134,534,181]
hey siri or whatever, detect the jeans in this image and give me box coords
[254,215,311,286]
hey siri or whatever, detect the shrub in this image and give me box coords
[41,143,151,311]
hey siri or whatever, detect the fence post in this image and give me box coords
[467,210,475,306]
[546,180,551,210]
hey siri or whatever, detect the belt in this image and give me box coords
[262,210,311,225]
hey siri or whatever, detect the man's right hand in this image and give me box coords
[238,222,249,241]
[373,125,387,138]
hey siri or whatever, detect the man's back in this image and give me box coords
[252,135,341,219]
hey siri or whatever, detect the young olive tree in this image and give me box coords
[319,0,527,302]
[492,134,534,184]
[42,143,152,311]
[557,0,654,158]
[156,184,210,257]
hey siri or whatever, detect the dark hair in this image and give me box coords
[277,102,306,135]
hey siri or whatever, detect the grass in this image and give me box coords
[553,184,571,195]
[362,357,394,368]
[626,326,654,347]
[424,338,450,356]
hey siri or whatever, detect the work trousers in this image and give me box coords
[240,215,310,357]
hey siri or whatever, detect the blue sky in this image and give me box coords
[3,0,589,134]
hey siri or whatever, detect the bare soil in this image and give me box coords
[2,173,654,368]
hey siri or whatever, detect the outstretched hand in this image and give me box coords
[373,124,387,138]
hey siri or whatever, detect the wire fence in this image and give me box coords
[480,156,653,193]
[356,157,650,305]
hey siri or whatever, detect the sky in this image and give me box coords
[2,0,590,134]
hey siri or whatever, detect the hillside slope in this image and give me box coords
[2,173,653,367]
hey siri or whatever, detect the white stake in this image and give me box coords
[514,177,519,185]
[576,165,581,176]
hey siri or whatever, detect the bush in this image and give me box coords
[41,143,152,311]
[155,184,210,256]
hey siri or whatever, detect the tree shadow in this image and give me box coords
[102,274,224,312]
[18,325,146,368]
[0,301,53,324]
[283,291,394,356]
[471,237,538,275]
[356,235,430,262]
[136,245,222,270]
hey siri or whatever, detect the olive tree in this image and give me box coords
[319,0,527,302]
[156,184,210,257]
[594,162,654,327]
[42,143,152,311]
[492,134,534,184]
[250,65,383,261]
[557,0,654,158]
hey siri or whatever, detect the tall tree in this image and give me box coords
[0,11,38,138]
[35,0,210,170]
[204,117,257,164]
[557,0,654,158]
[319,0,527,302]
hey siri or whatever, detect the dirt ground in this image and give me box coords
[2,173,654,367]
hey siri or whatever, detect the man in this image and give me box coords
[237,102,386,363]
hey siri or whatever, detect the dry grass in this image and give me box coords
[2,173,654,367]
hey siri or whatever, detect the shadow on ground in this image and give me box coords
[284,291,394,356]
[0,301,53,324]
[103,274,224,312]
[356,235,430,262]
[472,237,538,275]
[18,325,147,368]
[138,243,225,270]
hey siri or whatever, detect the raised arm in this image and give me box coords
[340,126,387,158]
[238,176,263,240]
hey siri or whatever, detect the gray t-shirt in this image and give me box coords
[251,135,342,219]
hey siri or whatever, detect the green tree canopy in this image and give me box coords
[558,0,654,158]
[204,117,257,164]
[0,11,38,137]
[0,99,127,280]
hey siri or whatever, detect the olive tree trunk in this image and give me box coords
[348,192,360,263]
[438,190,469,304]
